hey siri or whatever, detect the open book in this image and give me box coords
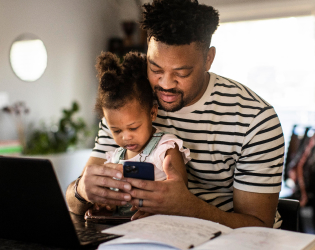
[98,215,315,250]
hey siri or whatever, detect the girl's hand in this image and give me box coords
[85,203,117,218]
[130,205,137,211]
[131,210,153,220]
[92,203,117,211]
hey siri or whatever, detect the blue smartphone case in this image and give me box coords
[123,161,154,181]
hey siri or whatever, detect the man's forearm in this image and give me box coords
[179,191,278,229]
[66,181,93,215]
[182,195,265,228]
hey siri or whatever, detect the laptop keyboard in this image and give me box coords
[76,228,121,243]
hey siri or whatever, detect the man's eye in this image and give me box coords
[177,72,191,78]
[150,68,162,74]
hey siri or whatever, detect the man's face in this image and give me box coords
[147,39,213,112]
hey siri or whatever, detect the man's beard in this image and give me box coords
[153,86,185,112]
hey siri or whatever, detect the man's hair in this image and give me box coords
[140,0,219,50]
[94,51,154,117]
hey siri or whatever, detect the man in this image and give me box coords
[66,0,284,229]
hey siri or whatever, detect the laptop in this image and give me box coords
[0,156,121,248]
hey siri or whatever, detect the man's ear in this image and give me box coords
[150,104,158,121]
[205,46,216,71]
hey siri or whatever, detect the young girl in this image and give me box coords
[92,51,190,218]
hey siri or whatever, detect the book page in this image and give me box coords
[98,236,178,250]
[194,227,315,250]
[101,214,232,250]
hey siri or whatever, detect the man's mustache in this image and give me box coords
[154,86,183,95]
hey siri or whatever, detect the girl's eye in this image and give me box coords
[129,127,139,131]
[113,130,121,134]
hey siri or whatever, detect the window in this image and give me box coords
[211,16,315,147]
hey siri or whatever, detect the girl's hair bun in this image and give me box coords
[123,52,147,79]
[95,51,153,117]
[96,51,122,80]
[100,71,120,93]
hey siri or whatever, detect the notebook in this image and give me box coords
[0,156,121,248]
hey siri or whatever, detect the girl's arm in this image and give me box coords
[164,143,188,186]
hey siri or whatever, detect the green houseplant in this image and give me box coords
[23,101,90,155]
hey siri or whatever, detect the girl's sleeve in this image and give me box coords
[104,150,115,164]
[153,134,191,172]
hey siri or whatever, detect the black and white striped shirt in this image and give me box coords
[91,72,284,224]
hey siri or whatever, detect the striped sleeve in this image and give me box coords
[90,117,119,159]
[234,106,284,193]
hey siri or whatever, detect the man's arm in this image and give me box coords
[66,156,132,215]
[126,155,279,228]
[66,157,103,215]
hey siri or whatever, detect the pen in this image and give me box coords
[210,231,222,240]
[188,231,222,249]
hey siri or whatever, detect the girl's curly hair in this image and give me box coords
[140,0,219,50]
[94,51,154,118]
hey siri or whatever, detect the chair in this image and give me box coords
[277,198,300,232]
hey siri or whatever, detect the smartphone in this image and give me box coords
[123,161,154,181]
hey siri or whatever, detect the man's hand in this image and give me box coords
[126,155,195,215]
[66,157,133,215]
[77,162,132,206]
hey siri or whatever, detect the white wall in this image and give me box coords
[0,0,123,144]
[2,0,314,144]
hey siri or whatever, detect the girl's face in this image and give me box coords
[103,99,158,155]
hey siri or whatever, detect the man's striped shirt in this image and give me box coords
[91,72,284,224]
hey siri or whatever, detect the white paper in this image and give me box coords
[101,215,232,250]
[194,227,315,250]
[98,236,177,250]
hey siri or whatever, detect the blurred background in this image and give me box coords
[1,0,315,233]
